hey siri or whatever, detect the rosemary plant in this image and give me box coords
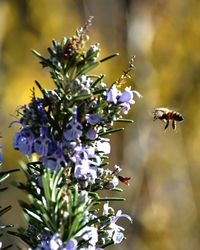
[10,17,142,250]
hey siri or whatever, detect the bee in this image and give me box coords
[153,107,184,130]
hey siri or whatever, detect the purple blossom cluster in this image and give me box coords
[13,73,141,189]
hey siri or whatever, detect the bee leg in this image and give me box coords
[153,112,157,121]
[172,120,176,130]
[164,120,169,130]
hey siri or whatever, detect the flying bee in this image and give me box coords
[153,107,184,130]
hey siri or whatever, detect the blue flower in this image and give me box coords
[40,147,67,171]
[105,176,119,190]
[106,84,120,104]
[62,239,77,250]
[70,145,87,164]
[71,145,101,184]
[74,162,98,184]
[13,128,34,155]
[118,87,142,104]
[80,75,93,88]
[102,203,132,244]
[34,127,53,156]
[85,128,97,140]
[95,139,110,155]
[118,87,132,104]
[85,114,101,125]
[49,234,62,250]
[18,98,48,126]
[87,44,100,61]
[35,234,61,250]
[73,75,93,94]
[35,234,78,250]
[118,88,142,114]
[70,145,101,166]
[63,118,83,141]
[119,102,131,115]
[63,106,83,141]
[74,159,90,178]
[76,226,98,248]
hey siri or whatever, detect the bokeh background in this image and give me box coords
[0,0,200,249]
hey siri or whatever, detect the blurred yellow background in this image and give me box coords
[1,0,200,249]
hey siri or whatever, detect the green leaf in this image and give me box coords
[42,170,51,205]
[61,37,67,47]
[51,168,63,202]
[24,208,43,223]
[112,187,123,192]
[35,80,46,96]
[47,47,54,56]
[115,118,134,123]
[31,49,45,60]
[56,186,65,203]
[100,53,119,63]
[0,206,12,216]
[37,206,57,232]
[32,49,53,68]
[99,127,124,136]
[73,93,91,101]
[98,197,126,202]
[93,89,105,95]
[91,74,105,88]
[0,173,9,183]
[68,213,82,238]
[76,61,99,77]
[0,169,19,184]
[88,192,100,200]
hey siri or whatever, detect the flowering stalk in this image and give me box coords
[10,17,142,249]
